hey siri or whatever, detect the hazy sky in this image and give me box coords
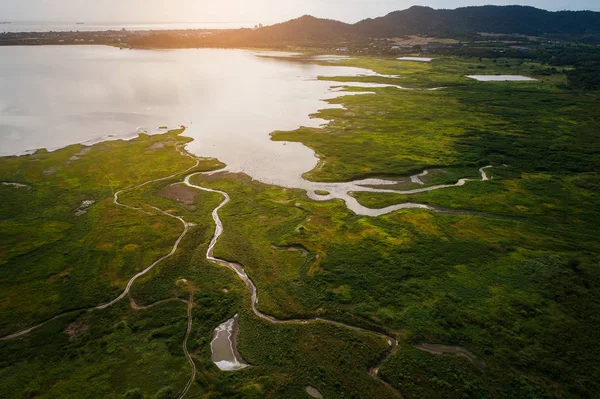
[1,0,598,24]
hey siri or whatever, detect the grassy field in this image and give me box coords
[205,56,598,397]
[0,130,407,399]
[193,167,599,398]
[0,129,198,335]
[1,53,599,398]
[273,57,597,182]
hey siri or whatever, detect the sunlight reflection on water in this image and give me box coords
[1,46,422,215]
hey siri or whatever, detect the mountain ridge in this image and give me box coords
[129,5,600,48]
[355,5,600,37]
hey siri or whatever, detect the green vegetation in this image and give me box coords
[566,66,600,90]
[274,56,597,181]
[0,130,406,399]
[0,129,208,335]
[193,167,599,397]
[379,343,492,398]
[2,49,600,399]
[1,301,194,398]
[198,55,598,397]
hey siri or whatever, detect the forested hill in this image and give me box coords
[128,5,600,48]
[198,15,354,47]
[354,6,600,37]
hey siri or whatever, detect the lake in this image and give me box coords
[0,47,379,169]
[0,45,414,214]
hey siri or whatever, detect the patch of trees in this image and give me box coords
[566,67,600,90]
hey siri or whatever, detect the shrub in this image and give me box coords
[154,386,174,399]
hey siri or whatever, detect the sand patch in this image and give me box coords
[64,319,90,341]
[306,386,324,398]
[68,147,92,162]
[1,182,30,189]
[75,200,95,216]
[147,141,171,150]
[160,184,199,207]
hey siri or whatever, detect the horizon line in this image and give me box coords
[3,5,600,27]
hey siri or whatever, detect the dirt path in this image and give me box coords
[415,343,487,369]
[178,294,196,399]
[1,145,199,335]
[184,166,494,396]
[112,145,200,215]
[184,172,403,397]
[95,207,189,310]
[1,147,494,398]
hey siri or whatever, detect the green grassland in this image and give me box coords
[193,167,599,398]
[0,130,405,399]
[205,56,598,397]
[0,129,197,335]
[1,53,600,399]
[273,56,597,182]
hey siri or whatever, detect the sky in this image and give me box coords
[1,0,598,24]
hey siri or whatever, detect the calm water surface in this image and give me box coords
[0,46,386,183]
[1,46,417,214]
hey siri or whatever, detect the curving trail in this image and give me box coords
[0,308,89,341]
[2,146,202,397]
[95,207,189,310]
[1,144,494,398]
[178,294,197,399]
[1,145,200,336]
[184,172,403,397]
[112,145,200,215]
[183,165,494,395]
[128,296,189,311]
[127,290,197,399]
[0,210,190,339]
[415,343,487,370]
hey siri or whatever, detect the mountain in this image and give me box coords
[199,15,355,47]
[129,5,600,48]
[354,6,600,38]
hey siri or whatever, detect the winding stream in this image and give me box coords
[1,148,493,398]
[0,47,498,398]
[302,165,492,216]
